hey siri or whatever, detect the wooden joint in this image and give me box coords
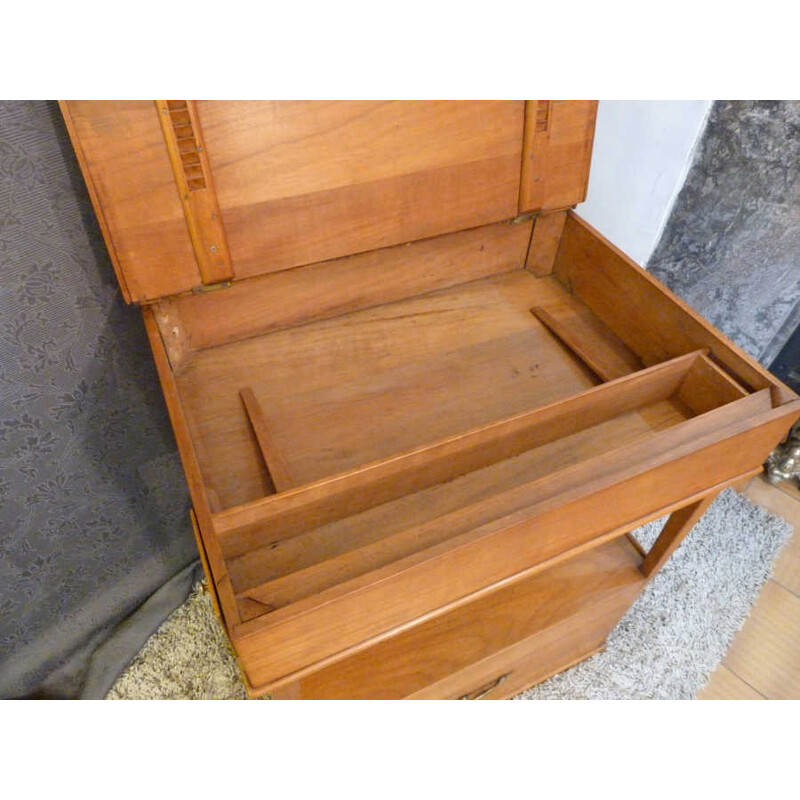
[535,100,551,133]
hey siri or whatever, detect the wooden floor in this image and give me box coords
[698,474,800,700]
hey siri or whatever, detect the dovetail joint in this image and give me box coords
[536,100,551,133]
[165,100,207,191]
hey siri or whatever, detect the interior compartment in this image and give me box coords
[146,208,785,644]
[167,270,765,516]
[142,209,790,692]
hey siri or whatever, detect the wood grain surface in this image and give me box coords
[60,101,202,301]
[196,101,526,276]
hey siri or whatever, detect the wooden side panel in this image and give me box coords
[60,101,201,302]
[155,219,533,357]
[519,101,598,213]
[140,307,241,627]
[554,212,799,406]
[196,101,526,277]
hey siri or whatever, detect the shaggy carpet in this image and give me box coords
[106,488,792,700]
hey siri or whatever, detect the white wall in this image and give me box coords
[576,100,712,265]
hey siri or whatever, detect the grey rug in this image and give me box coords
[106,488,792,700]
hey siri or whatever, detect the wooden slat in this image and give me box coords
[140,306,240,627]
[525,210,567,277]
[531,299,645,381]
[154,100,233,286]
[197,101,526,277]
[239,388,296,493]
[154,218,533,361]
[554,212,798,406]
[59,101,202,302]
[230,397,793,689]
[214,351,702,553]
[519,101,598,213]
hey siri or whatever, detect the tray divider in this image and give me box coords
[530,299,645,381]
[677,354,752,415]
[240,387,297,493]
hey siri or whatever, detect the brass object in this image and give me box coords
[191,281,232,294]
[765,420,800,485]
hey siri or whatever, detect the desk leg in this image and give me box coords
[640,493,718,579]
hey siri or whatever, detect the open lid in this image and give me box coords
[60,100,597,304]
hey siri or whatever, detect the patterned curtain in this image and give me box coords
[0,101,200,698]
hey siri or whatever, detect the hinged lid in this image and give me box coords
[60,100,597,304]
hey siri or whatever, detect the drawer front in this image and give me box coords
[267,536,644,699]
[409,608,611,700]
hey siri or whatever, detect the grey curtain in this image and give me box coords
[0,101,201,699]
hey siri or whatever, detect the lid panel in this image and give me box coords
[519,100,598,213]
[61,100,201,302]
[197,101,526,278]
[61,101,598,304]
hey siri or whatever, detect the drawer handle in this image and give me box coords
[458,673,509,700]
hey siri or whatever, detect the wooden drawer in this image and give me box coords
[60,101,800,699]
[271,535,644,699]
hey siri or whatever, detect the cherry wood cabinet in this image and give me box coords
[61,100,800,698]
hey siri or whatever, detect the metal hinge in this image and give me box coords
[192,281,232,294]
[510,212,537,225]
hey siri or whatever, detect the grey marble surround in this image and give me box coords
[649,101,800,365]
